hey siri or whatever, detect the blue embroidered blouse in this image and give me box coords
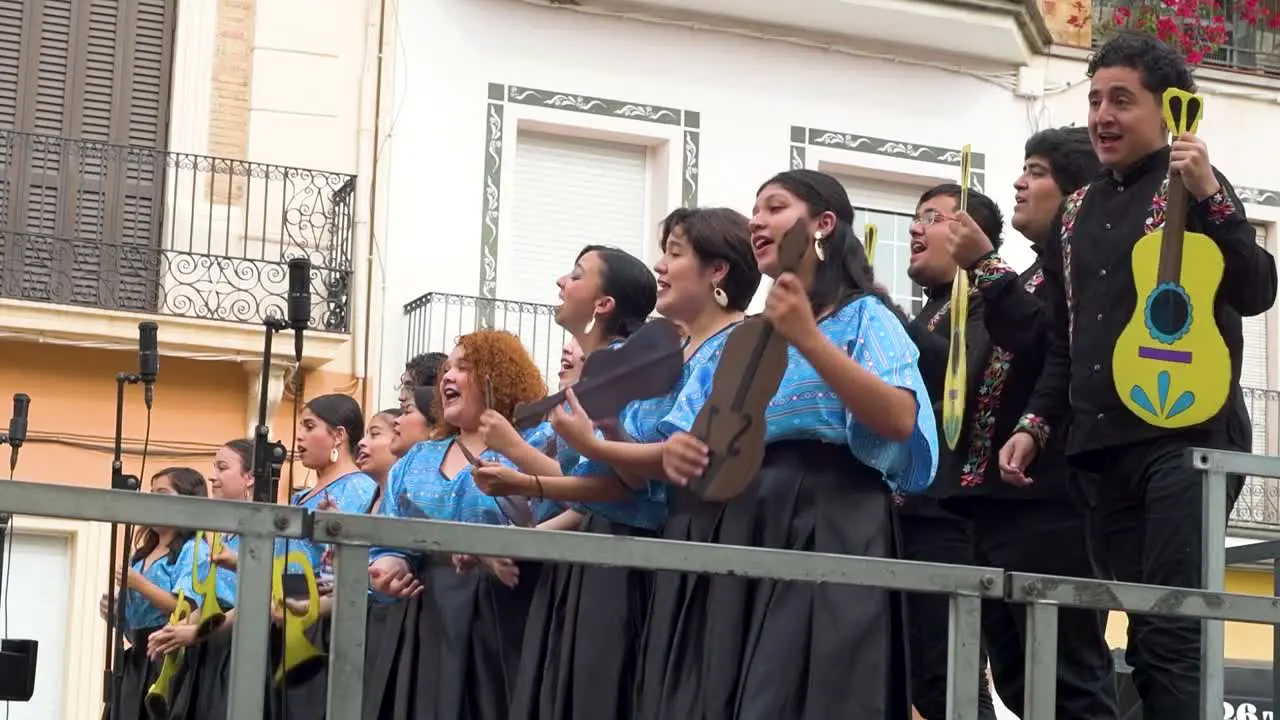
[660,296,938,494]
[124,536,207,632]
[277,471,378,574]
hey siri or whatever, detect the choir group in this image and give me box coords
[103,32,1278,720]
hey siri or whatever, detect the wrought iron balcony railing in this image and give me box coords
[1092,0,1280,75]
[0,129,355,332]
[1230,386,1280,529]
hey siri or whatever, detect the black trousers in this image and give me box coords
[1084,437,1244,720]
[898,510,996,720]
[969,497,1119,719]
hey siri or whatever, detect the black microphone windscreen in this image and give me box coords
[8,394,28,448]
[287,258,312,332]
[138,322,159,385]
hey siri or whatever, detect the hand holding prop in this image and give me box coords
[270,551,325,686]
[191,531,227,640]
[1113,88,1229,427]
[688,218,819,501]
[511,319,684,430]
[865,224,878,264]
[144,589,191,719]
[942,145,974,450]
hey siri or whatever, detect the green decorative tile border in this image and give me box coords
[789,125,987,194]
[476,83,701,321]
[1239,185,1280,209]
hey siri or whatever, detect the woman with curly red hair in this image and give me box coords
[364,329,548,720]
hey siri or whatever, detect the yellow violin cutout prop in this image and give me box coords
[270,551,326,685]
[941,145,974,450]
[865,224,878,264]
[144,589,191,719]
[1113,88,1229,428]
[191,531,227,639]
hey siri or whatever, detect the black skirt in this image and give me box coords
[364,555,542,720]
[107,627,165,720]
[265,616,330,720]
[635,440,911,720]
[509,513,655,719]
[169,625,232,720]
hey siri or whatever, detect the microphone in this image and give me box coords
[138,322,159,410]
[8,394,28,474]
[287,257,312,363]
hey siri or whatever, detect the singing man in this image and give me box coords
[944,125,1119,718]
[999,32,1276,717]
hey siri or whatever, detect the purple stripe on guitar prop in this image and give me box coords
[1139,346,1193,364]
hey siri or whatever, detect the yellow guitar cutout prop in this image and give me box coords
[192,531,227,639]
[865,224,878,264]
[942,145,973,450]
[270,551,326,685]
[1112,88,1229,428]
[144,588,191,718]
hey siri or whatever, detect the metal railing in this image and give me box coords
[0,129,355,332]
[403,292,569,384]
[1234,386,1280,529]
[1092,0,1280,75]
[1,447,1276,718]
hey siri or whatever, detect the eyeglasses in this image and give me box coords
[912,209,956,227]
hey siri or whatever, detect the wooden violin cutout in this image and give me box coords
[688,218,819,501]
[511,318,684,430]
[1113,88,1229,428]
[144,588,190,719]
[865,223,878,264]
[942,145,974,450]
[191,530,227,639]
[270,551,325,685]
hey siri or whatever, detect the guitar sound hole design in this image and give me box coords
[1143,281,1193,345]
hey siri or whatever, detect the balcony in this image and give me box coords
[0,129,354,365]
[1231,387,1280,530]
[1087,0,1280,76]
[570,0,1052,66]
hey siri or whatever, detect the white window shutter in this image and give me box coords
[836,175,927,317]
[1241,222,1273,458]
[501,132,649,383]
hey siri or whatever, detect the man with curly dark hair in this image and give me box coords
[999,31,1276,717]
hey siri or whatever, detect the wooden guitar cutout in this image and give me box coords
[865,224,878,264]
[688,219,819,501]
[942,145,974,450]
[511,318,684,430]
[1113,88,1229,428]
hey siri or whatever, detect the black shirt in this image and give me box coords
[1023,147,1276,462]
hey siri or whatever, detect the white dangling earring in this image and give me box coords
[814,231,826,262]
[713,285,728,308]
[583,314,596,335]
[329,445,339,464]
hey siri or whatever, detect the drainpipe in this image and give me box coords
[352,0,391,411]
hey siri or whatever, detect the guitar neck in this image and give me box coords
[1158,171,1191,285]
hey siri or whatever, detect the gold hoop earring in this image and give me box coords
[814,231,826,262]
[329,445,339,464]
[583,314,596,335]
[713,286,729,308]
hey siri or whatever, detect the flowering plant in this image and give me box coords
[1067,0,1280,66]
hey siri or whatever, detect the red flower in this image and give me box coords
[1113,5,1132,23]
[1156,15,1179,39]
[1186,49,1205,64]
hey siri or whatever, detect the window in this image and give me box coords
[1242,222,1274,460]
[837,175,927,316]
[501,131,650,382]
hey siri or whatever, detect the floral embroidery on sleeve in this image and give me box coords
[1204,188,1238,224]
[1015,414,1050,449]
[969,252,1015,291]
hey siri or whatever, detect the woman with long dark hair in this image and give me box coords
[102,467,211,720]
[367,330,548,720]
[477,217,760,718]
[639,170,937,719]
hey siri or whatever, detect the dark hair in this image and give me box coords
[411,386,437,423]
[659,207,762,312]
[132,467,207,564]
[917,184,1006,250]
[376,407,403,419]
[304,394,364,456]
[404,352,447,388]
[576,245,657,338]
[757,169,903,321]
[1087,31,1196,97]
[222,439,253,473]
[1024,126,1101,195]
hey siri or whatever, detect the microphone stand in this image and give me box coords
[252,318,291,504]
[103,372,144,720]
[0,415,37,703]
